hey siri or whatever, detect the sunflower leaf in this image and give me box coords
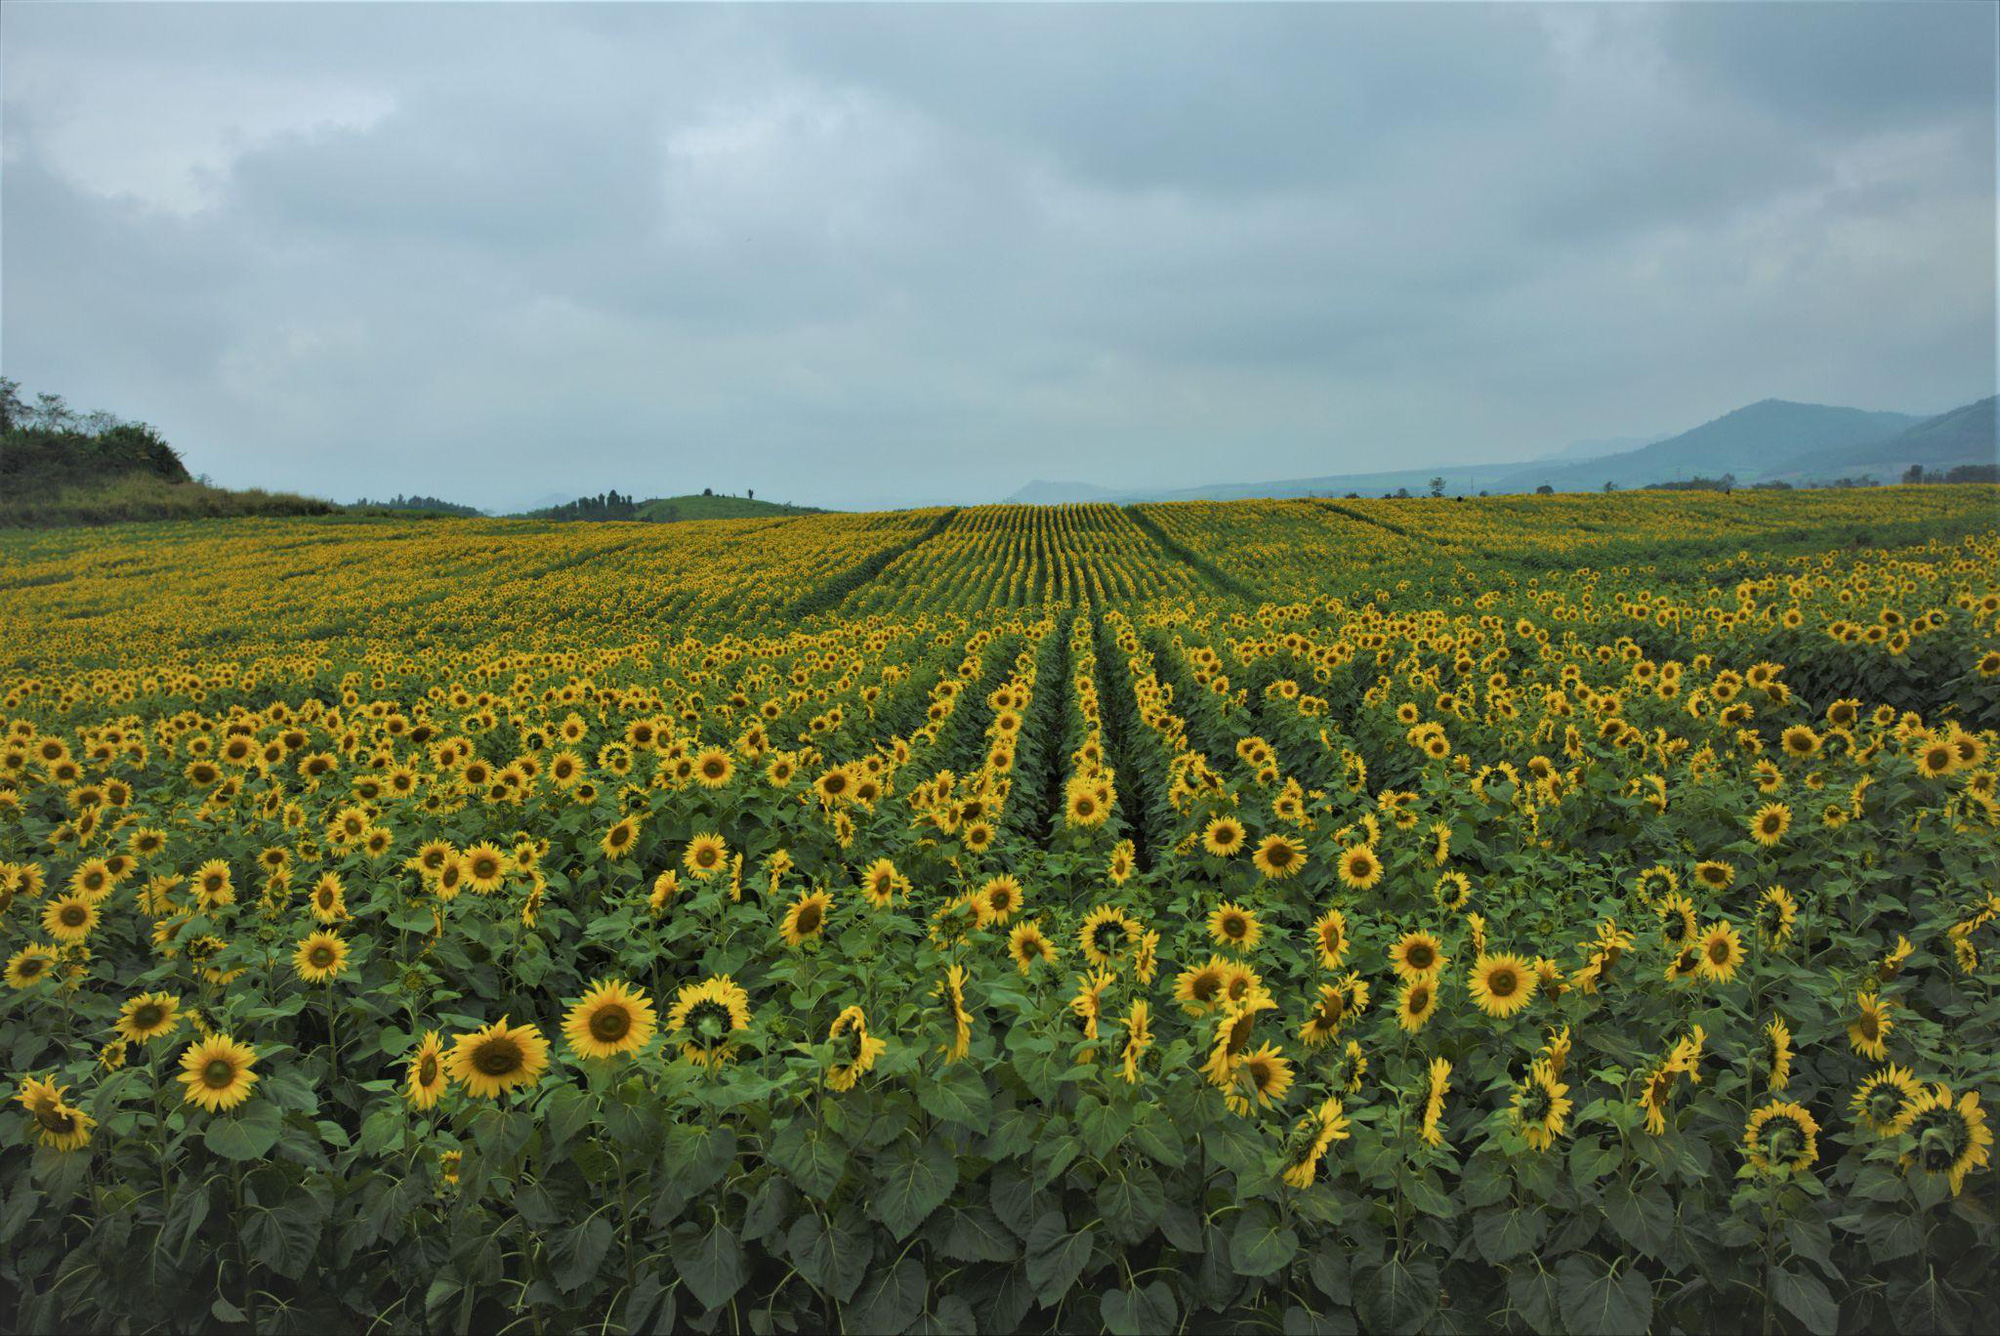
[205,1100,284,1161]
[1231,1204,1300,1279]
[874,1138,957,1241]
[671,1218,745,1312]
[916,1065,993,1133]
[1024,1210,1096,1307]
[1556,1254,1652,1335]
[1101,1281,1177,1336]
[849,1257,926,1335]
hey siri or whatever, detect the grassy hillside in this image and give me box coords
[634,493,826,522]
[0,473,337,527]
[1765,395,1997,482]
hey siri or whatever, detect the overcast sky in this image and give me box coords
[4,2,1994,511]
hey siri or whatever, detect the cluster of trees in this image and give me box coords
[0,377,191,493]
[351,494,483,517]
[1903,463,1999,485]
[529,490,640,522]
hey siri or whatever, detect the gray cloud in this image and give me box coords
[3,2,1992,511]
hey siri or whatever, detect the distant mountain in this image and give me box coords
[1005,479,1126,504]
[1539,434,1666,463]
[1762,396,1997,482]
[1496,400,1920,493]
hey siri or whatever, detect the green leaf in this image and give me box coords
[1556,1255,1652,1335]
[1603,1180,1673,1260]
[916,1065,993,1133]
[1771,1267,1839,1336]
[875,1139,958,1241]
[1102,1281,1177,1336]
[1473,1205,1547,1265]
[941,1203,1018,1263]
[1024,1209,1095,1307]
[205,1100,284,1161]
[1360,1255,1437,1331]
[671,1218,745,1312]
[1097,1165,1165,1244]
[786,1207,871,1305]
[769,1118,846,1200]
[241,1199,323,1279]
[549,1214,614,1294]
[849,1257,926,1335]
[1231,1205,1301,1279]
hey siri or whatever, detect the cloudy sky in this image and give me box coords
[4,2,1993,511]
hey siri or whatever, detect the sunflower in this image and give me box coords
[780,890,834,948]
[1656,893,1698,947]
[1693,860,1735,892]
[1335,843,1383,890]
[42,894,98,945]
[960,820,996,853]
[1638,1060,1680,1135]
[1418,1057,1452,1148]
[693,748,735,788]
[1433,871,1472,913]
[563,979,657,1061]
[177,1034,261,1112]
[1743,1100,1819,1176]
[1738,1013,1787,1094]
[1202,995,1276,1087]
[1201,815,1247,858]
[826,1006,886,1091]
[667,975,754,1068]
[1877,934,1913,981]
[115,991,182,1044]
[1226,1043,1295,1116]
[647,870,680,914]
[29,1096,95,1153]
[1695,921,1743,983]
[1252,833,1306,880]
[1280,1096,1351,1188]
[1756,885,1797,948]
[1337,1040,1369,1093]
[1310,908,1350,971]
[1079,904,1137,967]
[683,832,729,879]
[1847,991,1894,1060]
[1389,931,1447,982]
[1297,975,1369,1048]
[192,859,235,909]
[813,765,854,806]
[1395,977,1439,1033]
[1069,970,1115,1043]
[1107,840,1135,886]
[308,872,348,924]
[1903,1085,1992,1196]
[1174,957,1231,1016]
[462,842,509,892]
[1467,953,1537,1019]
[1780,725,1821,759]
[1749,802,1792,847]
[1133,928,1160,985]
[977,875,1023,925]
[1207,901,1262,953]
[6,943,57,989]
[937,964,972,1063]
[1512,1059,1572,1152]
[1008,920,1058,975]
[1851,1064,1923,1137]
[1119,999,1152,1084]
[405,1031,449,1110]
[293,931,350,984]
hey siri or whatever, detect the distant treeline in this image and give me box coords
[528,490,641,522]
[351,494,484,517]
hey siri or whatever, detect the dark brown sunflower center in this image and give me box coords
[418,1055,439,1084]
[472,857,500,878]
[1488,969,1518,997]
[589,1007,632,1042]
[473,1038,523,1076]
[797,904,823,933]
[1408,945,1435,970]
[309,946,336,968]
[59,906,86,927]
[133,1004,165,1029]
[203,1059,237,1088]
[1409,986,1431,1011]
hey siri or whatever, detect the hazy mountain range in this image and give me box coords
[1006,396,1997,503]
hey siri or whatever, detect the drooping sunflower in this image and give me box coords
[1902,1084,1993,1196]
[1656,893,1698,948]
[1418,1057,1452,1148]
[1764,1017,1794,1092]
[1280,1096,1351,1188]
[667,975,754,1068]
[1850,1064,1923,1138]
[116,991,182,1044]
[1174,956,1230,1016]
[647,870,680,914]
[1079,904,1137,967]
[1203,995,1277,1087]
[1008,920,1058,975]
[27,1094,95,1153]
[1069,969,1115,1043]
[1743,1100,1820,1176]
[1395,977,1440,1034]
[1338,1040,1368,1093]
[1226,1043,1295,1116]
[1202,815,1247,858]
[4,943,56,990]
[1310,908,1350,971]
[1207,901,1262,953]
[42,894,99,945]
[825,1006,887,1092]
[1298,974,1369,1048]
[563,979,658,1061]
[683,833,729,879]
[1335,843,1383,891]
[1848,991,1894,1060]
[1252,833,1306,880]
[937,964,972,1063]
[1511,1058,1571,1152]
[1695,920,1743,983]
[1468,953,1537,1019]
[1756,885,1797,948]
[405,1031,449,1110]
[445,1017,549,1099]
[780,890,835,948]
[177,1034,261,1112]
[977,874,1023,925]
[293,931,350,984]
[1389,931,1447,982]
[1119,998,1152,1084]
[1748,802,1792,847]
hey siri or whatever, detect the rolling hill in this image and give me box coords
[634,494,826,522]
[1762,396,1997,482]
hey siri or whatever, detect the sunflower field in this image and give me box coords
[2,488,1998,1335]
